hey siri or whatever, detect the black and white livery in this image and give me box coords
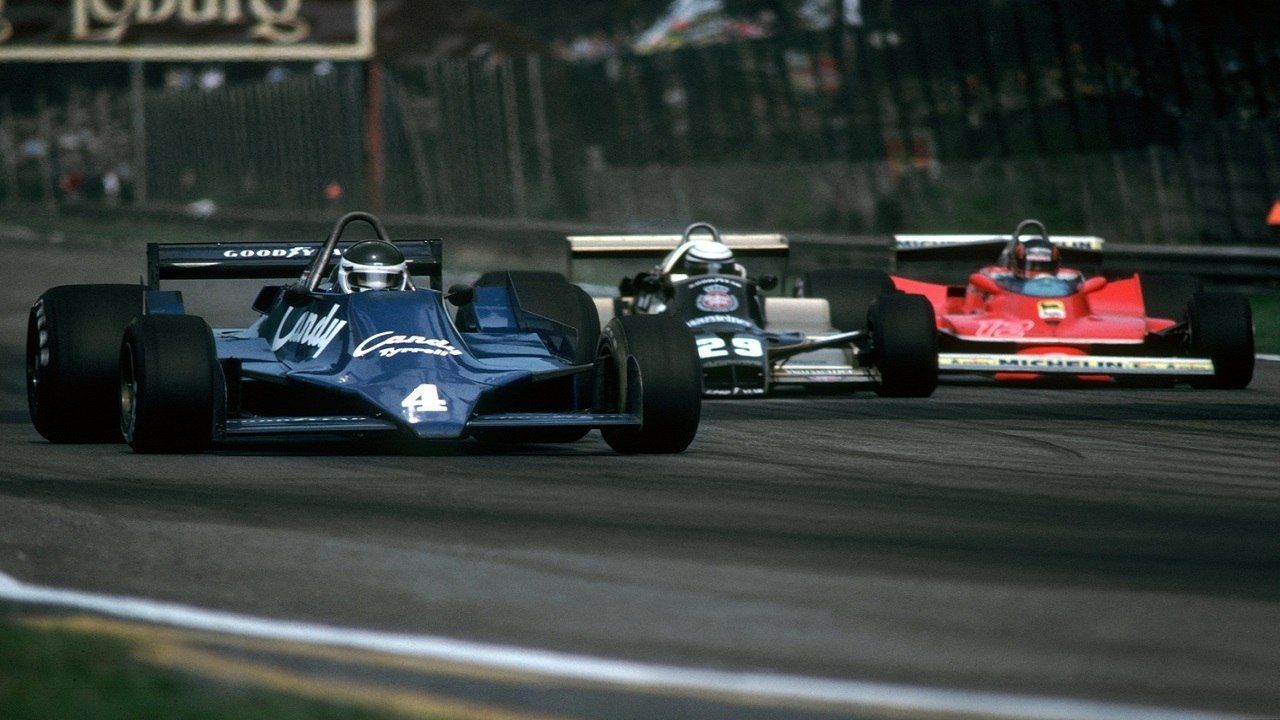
[27,212,702,454]
[568,222,939,398]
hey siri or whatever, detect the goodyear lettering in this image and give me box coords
[689,276,743,289]
[222,246,317,259]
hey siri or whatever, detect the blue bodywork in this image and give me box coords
[145,234,635,442]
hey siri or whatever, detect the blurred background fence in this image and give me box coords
[3,0,1280,245]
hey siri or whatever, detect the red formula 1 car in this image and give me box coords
[884,220,1255,388]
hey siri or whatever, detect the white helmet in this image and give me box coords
[682,240,736,276]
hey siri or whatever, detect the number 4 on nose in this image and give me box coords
[403,384,448,413]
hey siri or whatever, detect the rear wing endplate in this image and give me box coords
[147,240,443,289]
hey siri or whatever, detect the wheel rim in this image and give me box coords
[120,342,138,442]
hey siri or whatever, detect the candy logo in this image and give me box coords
[270,305,346,358]
[696,284,739,313]
[353,332,463,359]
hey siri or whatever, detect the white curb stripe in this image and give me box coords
[0,571,1241,720]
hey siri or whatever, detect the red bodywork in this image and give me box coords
[893,270,1177,380]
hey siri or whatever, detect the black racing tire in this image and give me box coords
[27,284,144,443]
[475,274,599,444]
[869,293,939,398]
[476,270,569,286]
[1141,273,1201,321]
[599,315,702,454]
[801,268,897,332]
[120,315,223,453]
[1187,292,1254,389]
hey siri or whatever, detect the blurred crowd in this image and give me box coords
[553,0,859,60]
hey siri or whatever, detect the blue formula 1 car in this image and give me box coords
[26,212,701,454]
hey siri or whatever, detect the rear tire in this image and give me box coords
[1187,292,1254,389]
[801,268,896,332]
[120,315,223,453]
[27,284,144,442]
[474,273,599,444]
[869,294,939,398]
[1141,273,1201,321]
[599,315,701,454]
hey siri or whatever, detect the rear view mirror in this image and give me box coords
[252,286,283,314]
[281,284,313,307]
[968,273,1003,294]
[758,274,779,291]
[635,272,662,292]
[446,284,474,307]
[1080,276,1108,294]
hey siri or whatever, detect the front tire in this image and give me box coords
[27,284,144,442]
[120,315,223,453]
[599,315,701,454]
[869,294,939,398]
[1187,292,1254,389]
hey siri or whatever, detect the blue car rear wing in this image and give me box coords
[146,240,443,290]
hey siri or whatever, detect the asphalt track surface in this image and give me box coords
[2,241,1280,718]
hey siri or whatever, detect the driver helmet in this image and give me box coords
[1010,237,1060,278]
[334,240,410,293]
[682,240,736,276]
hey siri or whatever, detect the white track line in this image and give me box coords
[0,570,1241,720]
[1256,354,1280,362]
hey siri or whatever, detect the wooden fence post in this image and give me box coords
[499,58,527,218]
[364,60,385,212]
[130,61,148,205]
[37,94,56,211]
[527,55,555,194]
[0,99,18,206]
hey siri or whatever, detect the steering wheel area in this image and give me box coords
[302,211,393,293]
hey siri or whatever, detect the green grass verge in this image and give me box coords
[1251,293,1280,354]
[0,618,402,720]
